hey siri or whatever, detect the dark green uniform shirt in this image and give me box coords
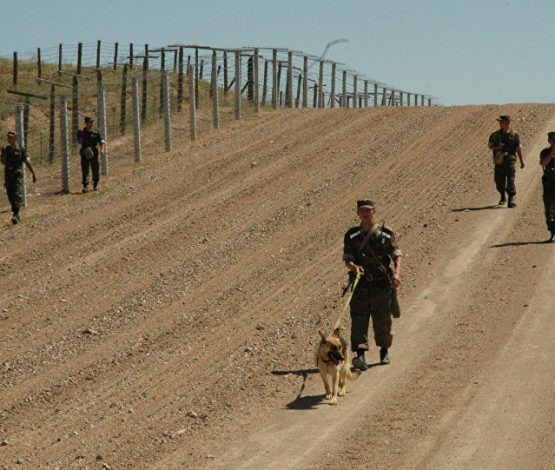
[343,224,402,284]
[1,145,28,182]
[77,128,104,149]
[540,147,555,189]
[488,129,520,157]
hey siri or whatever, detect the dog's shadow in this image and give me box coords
[274,364,382,410]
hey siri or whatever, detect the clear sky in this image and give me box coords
[2,0,553,106]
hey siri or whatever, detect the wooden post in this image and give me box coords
[48,84,55,163]
[72,76,79,146]
[330,63,337,109]
[364,80,368,107]
[381,87,387,106]
[295,74,302,107]
[413,94,417,106]
[342,70,347,108]
[421,95,425,106]
[353,75,358,109]
[173,49,178,72]
[13,52,17,87]
[120,64,128,135]
[199,58,204,81]
[277,63,282,106]
[131,78,142,162]
[23,97,30,148]
[188,65,197,140]
[406,92,411,106]
[428,97,432,107]
[261,59,268,105]
[129,43,134,68]
[160,47,165,117]
[373,83,378,106]
[95,40,101,68]
[113,42,119,70]
[272,49,277,109]
[177,47,184,111]
[223,51,229,96]
[318,60,324,108]
[253,48,260,112]
[313,84,318,108]
[142,44,148,121]
[60,95,70,193]
[77,42,82,74]
[162,71,172,151]
[302,56,308,108]
[98,83,108,175]
[286,51,293,108]
[37,48,42,82]
[212,50,220,128]
[58,43,63,73]
[247,55,254,101]
[399,91,404,106]
[234,50,241,120]
[195,48,199,105]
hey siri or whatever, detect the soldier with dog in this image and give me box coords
[343,199,402,370]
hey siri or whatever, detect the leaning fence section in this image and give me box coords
[0,41,440,196]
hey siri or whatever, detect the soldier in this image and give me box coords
[77,116,105,193]
[0,131,37,225]
[488,115,525,207]
[539,132,555,243]
[343,199,402,369]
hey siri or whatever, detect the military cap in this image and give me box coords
[84,116,94,123]
[7,131,17,137]
[548,132,555,142]
[356,199,375,210]
[496,115,511,122]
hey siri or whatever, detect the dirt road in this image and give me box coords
[1,104,554,469]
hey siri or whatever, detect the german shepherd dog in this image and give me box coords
[316,328,360,405]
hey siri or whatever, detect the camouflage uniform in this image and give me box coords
[343,224,402,351]
[540,146,555,236]
[488,128,521,200]
[1,144,28,218]
[77,127,103,190]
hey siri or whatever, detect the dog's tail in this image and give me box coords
[346,368,361,381]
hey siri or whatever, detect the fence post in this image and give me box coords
[223,51,229,96]
[262,59,268,105]
[406,92,410,107]
[235,50,241,119]
[331,63,336,108]
[247,55,254,101]
[49,84,55,163]
[132,78,142,162]
[58,43,63,73]
[253,48,260,112]
[277,63,282,106]
[428,97,432,107]
[421,95,425,106]
[313,84,318,108]
[212,50,220,128]
[364,80,368,107]
[272,49,277,109]
[177,47,184,111]
[13,52,17,87]
[37,48,42,82]
[113,42,119,70]
[318,60,324,108]
[295,74,302,107]
[163,71,172,151]
[353,75,358,109]
[381,87,387,106]
[195,48,199,105]
[286,51,293,108]
[77,42,82,74]
[142,44,148,121]
[23,97,30,147]
[342,70,347,108]
[120,64,128,135]
[60,95,70,193]
[71,76,79,146]
[96,40,101,68]
[302,56,308,108]
[97,82,108,175]
[373,83,378,106]
[399,91,404,106]
[129,43,134,68]
[159,47,165,117]
[15,105,27,207]
[188,65,197,140]
[173,49,178,72]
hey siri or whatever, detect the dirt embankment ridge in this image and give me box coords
[1,104,554,469]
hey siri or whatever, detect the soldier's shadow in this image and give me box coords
[490,240,548,248]
[451,205,500,212]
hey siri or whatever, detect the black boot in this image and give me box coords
[352,350,368,371]
[498,193,506,206]
[380,347,390,365]
[507,197,516,208]
[549,230,555,243]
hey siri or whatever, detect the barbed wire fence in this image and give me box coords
[0,41,440,201]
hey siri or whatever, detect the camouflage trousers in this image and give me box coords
[350,281,395,351]
[4,175,24,215]
[80,151,100,188]
[543,184,555,232]
[494,162,516,197]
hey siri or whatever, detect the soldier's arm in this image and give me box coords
[541,147,555,167]
[0,148,5,165]
[488,132,504,151]
[343,232,364,274]
[24,154,37,183]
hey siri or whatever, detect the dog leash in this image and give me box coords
[331,272,361,333]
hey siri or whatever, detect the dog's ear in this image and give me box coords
[332,327,341,337]
[318,330,327,341]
